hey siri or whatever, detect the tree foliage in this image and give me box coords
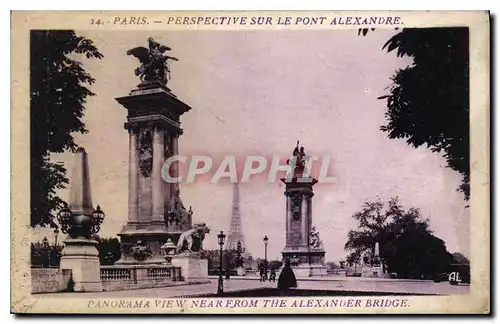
[452,252,470,265]
[326,261,340,270]
[30,238,63,268]
[383,28,470,200]
[345,197,455,279]
[391,225,454,279]
[30,30,103,228]
[361,28,470,201]
[200,249,257,271]
[199,249,218,269]
[200,249,237,270]
[268,260,283,270]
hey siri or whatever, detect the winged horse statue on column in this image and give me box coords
[126,37,179,85]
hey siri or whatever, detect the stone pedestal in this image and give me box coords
[59,238,103,292]
[279,145,328,277]
[236,267,246,276]
[361,265,384,278]
[115,81,193,266]
[291,265,311,278]
[309,264,328,276]
[171,253,208,281]
[286,264,328,278]
[282,242,327,277]
[116,226,175,265]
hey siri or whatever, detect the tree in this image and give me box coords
[325,261,340,270]
[391,226,454,279]
[361,28,470,201]
[97,237,122,265]
[268,260,283,270]
[452,252,470,265]
[200,249,236,270]
[199,249,218,270]
[345,197,455,278]
[223,250,236,269]
[344,197,413,266]
[30,30,103,228]
[255,258,265,267]
[30,238,63,268]
[244,255,255,269]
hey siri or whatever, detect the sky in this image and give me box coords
[33,29,470,261]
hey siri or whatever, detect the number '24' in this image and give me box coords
[90,19,104,25]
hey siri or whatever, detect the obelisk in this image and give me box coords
[59,148,103,292]
[374,242,380,263]
[371,241,384,277]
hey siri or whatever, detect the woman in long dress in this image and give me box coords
[277,258,298,290]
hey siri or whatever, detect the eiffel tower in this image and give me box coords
[225,182,246,251]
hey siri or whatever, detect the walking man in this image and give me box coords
[269,268,277,282]
[259,264,266,282]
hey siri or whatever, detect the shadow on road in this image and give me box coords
[184,288,437,298]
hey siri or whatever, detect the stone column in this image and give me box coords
[306,193,311,237]
[128,130,139,223]
[163,132,172,211]
[301,194,308,246]
[171,135,179,191]
[152,126,165,223]
[286,194,292,246]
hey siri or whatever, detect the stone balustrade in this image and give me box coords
[100,264,183,291]
[101,268,132,280]
[147,267,173,279]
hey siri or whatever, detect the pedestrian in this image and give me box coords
[269,268,276,282]
[225,269,231,281]
[259,265,266,282]
[277,258,297,290]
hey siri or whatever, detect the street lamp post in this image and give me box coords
[217,231,226,295]
[41,236,50,268]
[263,235,269,280]
[53,228,60,267]
[54,228,60,247]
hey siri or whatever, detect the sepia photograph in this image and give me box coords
[11,11,490,314]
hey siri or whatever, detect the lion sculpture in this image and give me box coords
[176,222,210,254]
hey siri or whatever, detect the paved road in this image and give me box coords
[36,277,469,298]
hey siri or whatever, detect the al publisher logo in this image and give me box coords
[448,272,462,284]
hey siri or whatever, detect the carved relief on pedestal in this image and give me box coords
[289,193,302,221]
[290,254,301,267]
[130,240,153,261]
[121,241,132,258]
[138,130,153,177]
[309,226,324,250]
[166,188,193,231]
[163,132,171,159]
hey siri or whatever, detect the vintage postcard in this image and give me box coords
[11,10,490,314]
